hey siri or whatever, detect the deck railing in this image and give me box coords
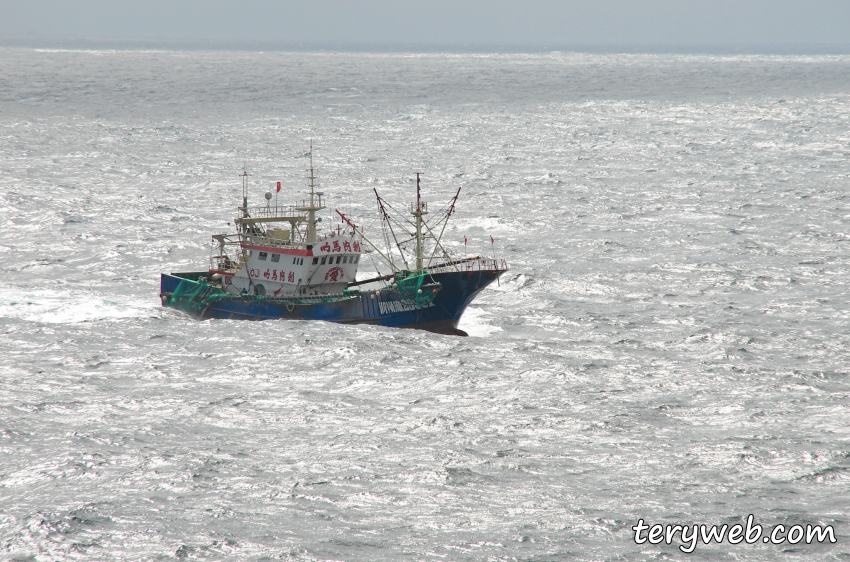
[427,257,508,274]
[246,205,304,219]
[242,234,298,248]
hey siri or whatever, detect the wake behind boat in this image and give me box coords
[159,153,507,336]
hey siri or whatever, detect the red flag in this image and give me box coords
[276,181,281,192]
[464,236,468,245]
[490,235,494,244]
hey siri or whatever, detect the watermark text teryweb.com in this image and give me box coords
[633,515,836,553]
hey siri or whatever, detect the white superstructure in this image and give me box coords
[208,154,363,297]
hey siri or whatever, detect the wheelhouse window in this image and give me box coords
[336,256,342,264]
[259,252,268,261]
[320,256,327,265]
[312,257,319,265]
[271,254,280,263]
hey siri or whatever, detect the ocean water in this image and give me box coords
[1,48,849,560]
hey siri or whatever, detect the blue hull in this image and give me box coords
[159,269,502,336]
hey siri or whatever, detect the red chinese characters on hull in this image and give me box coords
[319,239,360,255]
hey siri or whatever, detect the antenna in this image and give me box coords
[308,141,317,199]
[296,140,325,245]
[239,169,251,221]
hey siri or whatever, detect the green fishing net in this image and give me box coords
[393,272,439,308]
[165,278,359,316]
[166,279,229,315]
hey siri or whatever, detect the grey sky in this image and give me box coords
[2,0,849,49]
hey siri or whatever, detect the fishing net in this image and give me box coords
[166,278,229,315]
[166,277,360,316]
[394,272,438,308]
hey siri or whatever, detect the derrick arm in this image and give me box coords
[374,188,411,270]
[425,185,462,267]
[336,209,400,273]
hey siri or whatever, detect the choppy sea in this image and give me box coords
[1,47,849,560]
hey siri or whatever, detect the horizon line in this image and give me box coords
[4,36,850,56]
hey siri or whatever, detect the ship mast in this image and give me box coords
[297,145,325,246]
[412,172,428,272]
[359,173,459,275]
[240,170,250,221]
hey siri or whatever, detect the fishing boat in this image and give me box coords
[159,153,507,336]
